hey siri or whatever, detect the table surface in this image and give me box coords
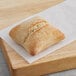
[0,48,76,76]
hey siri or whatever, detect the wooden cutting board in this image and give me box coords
[1,0,76,76]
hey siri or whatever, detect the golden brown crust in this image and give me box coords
[9,25,20,43]
[9,16,65,56]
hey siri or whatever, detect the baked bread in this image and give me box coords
[9,16,65,56]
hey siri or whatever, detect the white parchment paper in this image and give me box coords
[0,0,76,63]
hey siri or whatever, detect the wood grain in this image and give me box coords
[1,0,76,76]
[0,0,63,30]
